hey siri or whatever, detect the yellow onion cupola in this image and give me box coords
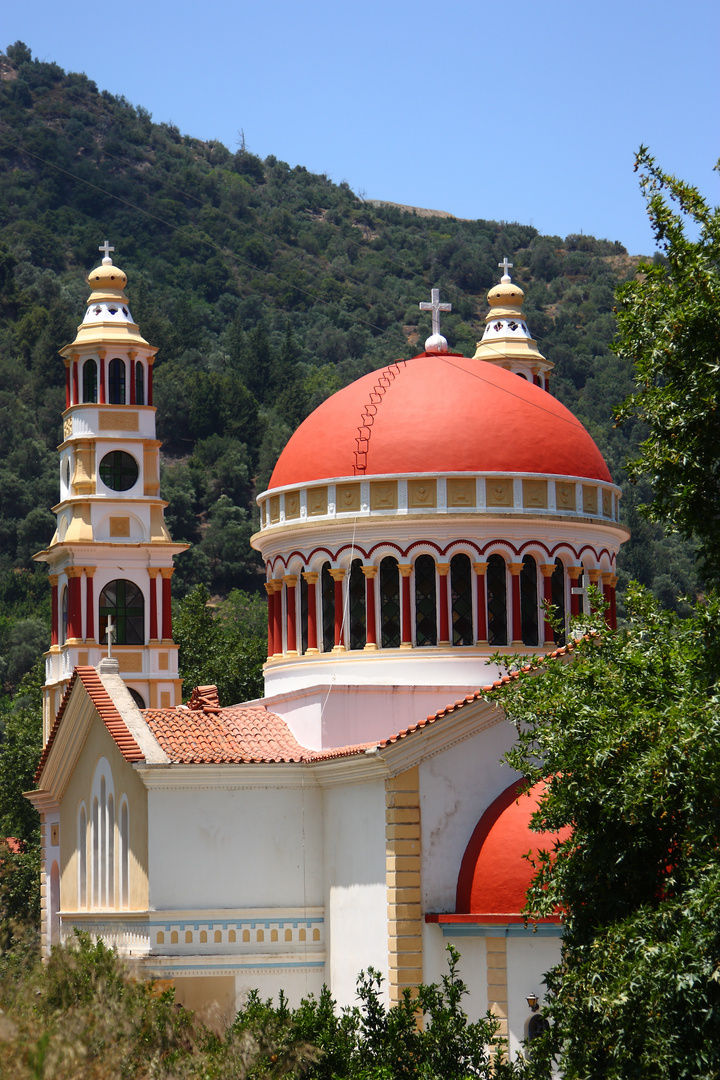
[472,258,553,388]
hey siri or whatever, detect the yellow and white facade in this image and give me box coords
[34,248,187,736]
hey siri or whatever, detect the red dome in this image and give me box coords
[455,779,570,918]
[269,353,611,489]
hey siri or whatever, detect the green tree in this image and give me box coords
[174,584,266,706]
[615,149,720,583]
[494,588,720,1080]
[0,659,43,937]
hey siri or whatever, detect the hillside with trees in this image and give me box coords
[0,41,700,708]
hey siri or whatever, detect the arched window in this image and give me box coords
[349,558,366,650]
[119,798,129,909]
[78,803,87,909]
[99,579,144,645]
[92,795,100,907]
[82,359,97,403]
[127,688,146,708]
[551,558,566,645]
[487,554,508,646]
[415,554,437,646]
[380,557,400,648]
[520,555,539,646]
[91,759,115,909]
[321,562,334,653]
[300,572,309,655]
[135,361,144,406]
[61,585,68,646]
[451,554,473,646]
[108,358,126,404]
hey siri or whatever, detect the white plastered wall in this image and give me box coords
[147,782,323,910]
[323,779,388,1008]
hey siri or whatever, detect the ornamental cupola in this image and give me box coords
[251,268,628,742]
[472,258,552,387]
[34,243,187,740]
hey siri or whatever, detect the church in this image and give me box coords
[27,245,627,1055]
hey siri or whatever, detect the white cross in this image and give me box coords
[498,257,513,281]
[99,240,114,263]
[419,288,452,336]
[571,578,590,615]
[106,615,115,658]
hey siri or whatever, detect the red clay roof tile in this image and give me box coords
[35,667,144,782]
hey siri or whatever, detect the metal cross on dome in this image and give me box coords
[99,240,114,263]
[498,257,513,281]
[419,288,451,336]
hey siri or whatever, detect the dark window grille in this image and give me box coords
[520,554,539,646]
[135,361,144,406]
[414,554,437,646]
[321,562,334,652]
[99,451,139,492]
[551,558,566,645]
[487,554,507,646]
[451,553,473,646]
[349,559,366,650]
[300,572,308,654]
[380,557,400,648]
[99,579,144,645]
[108,358,126,404]
[82,359,97,403]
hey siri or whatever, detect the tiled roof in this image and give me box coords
[35,666,144,782]
[143,702,374,764]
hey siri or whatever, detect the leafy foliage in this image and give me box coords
[0,934,523,1080]
[494,587,720,1080]
[174,584,266,705]
[615,149,720,585]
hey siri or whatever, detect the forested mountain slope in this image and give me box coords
[0,41,699,701]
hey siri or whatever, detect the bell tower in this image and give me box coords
[35,244,188,740]
[472,258,554,389]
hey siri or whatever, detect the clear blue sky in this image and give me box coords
[5,0,719,255]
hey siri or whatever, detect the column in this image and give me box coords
[329,569,346,650]
[284,575,298,656]
[362,566,378,650]
[540,564,556,645]
[271,579,283,656]
[302,572,319,654]
[147,358,154,407]
[50,574,59,646]
[66,568,82,642]
[128,351,136,405]
[398,564,412,649]
[588,568,602,613]
[264,581,275,658]
[148,568,160,641]
[160,568,174,641]
[64,363,71,410]
[508,563,523,645]
[84,567,96,642]
[437,562,450,645]
[568,567,582,618]
[97,354,106,406]
[473,561,488,645]
[602,573,617,630]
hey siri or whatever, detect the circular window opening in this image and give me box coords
[99,450,139,491]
